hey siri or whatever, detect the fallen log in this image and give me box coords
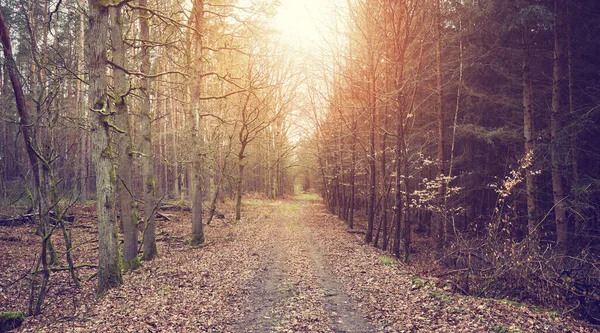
[0,212,75,227]
[0,214,35,226]
[159,202,191,212]
[156,211,172,221]
[346,229,366,235]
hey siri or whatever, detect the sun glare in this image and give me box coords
[272,0,345,49]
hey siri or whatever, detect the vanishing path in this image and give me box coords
[235,196,373,333]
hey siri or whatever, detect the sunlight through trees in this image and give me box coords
[1,0,600,324]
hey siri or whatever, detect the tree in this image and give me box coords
[434,0,446,250]
[138,0,158,260]
[550,0,568,254]
[521,7,538,246]
[110,4,140,270]
[189,0,205,245]
[86,0,122,293]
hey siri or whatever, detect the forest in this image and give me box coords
[1,0,600,332]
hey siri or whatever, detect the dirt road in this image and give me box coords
[235,196,373,333]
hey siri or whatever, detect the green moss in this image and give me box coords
[428,290,452,304]
[408,274,426,290]
[491,324,522,333]
[110,167,117,184]
[294,192,321,201]
[141,243,159,261]
[122,256,142,271]
[146,176,156,191]
[499,299,527,308]
[379,256,397,266]
[97,263,123,296]
[1,311,25,332]
[190,234,205,247]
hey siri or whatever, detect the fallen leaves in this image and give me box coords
[1,199,598,332]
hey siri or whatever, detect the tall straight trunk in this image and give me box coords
[522,26,538,243]
[170,87,180,199]
[448,18,462,182]
[139,0,158,260]
[191,88,204,243]
[266,129,272,198]
[393,100,405,259]
[381,95,389,251]
[551,0,568,254]
[566,5,578,185]
[235,147,246,221]
[190,0,205,243]
[78,4,88,201]
[366,50,377,244]
[349,117,357,229]
[435,0,446,250]
[235,85,252,221]
[111,6,140,269]
[86,0,122,293]
[337,118,344,219]
[393,25,407,260]
[447,17,463,241]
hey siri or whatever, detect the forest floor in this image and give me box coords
[1,193,598,332]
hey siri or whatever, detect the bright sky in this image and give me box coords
[233,0,349,141]
[272,0,347,50]
[270,0,349,142]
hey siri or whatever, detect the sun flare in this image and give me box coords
[272,0,346,49]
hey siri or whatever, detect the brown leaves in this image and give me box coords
[1,199,597,332]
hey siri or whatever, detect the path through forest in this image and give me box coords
[235,196,373,332]
[4,194,595,332]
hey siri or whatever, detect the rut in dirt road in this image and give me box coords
[236,198,374,333]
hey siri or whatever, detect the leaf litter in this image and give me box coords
[0,198,597,332]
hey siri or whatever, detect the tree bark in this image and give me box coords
[190,0,205,243]
[349,116,357,229]
[78,5,89,201]
[366,58,377,244]
[235,151,245,221]
[566,5,578,185]
[86,0,122,293]
[110,5,140,269]
[551,0,568,254]
[139,0,158,260]
[435,0,446,250]
[522,25,538,245]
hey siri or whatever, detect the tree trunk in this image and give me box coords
[349,116,357,229]
[435,0,446,251]
[86,0,122,293]
[522,25,538,245]
[381,95,389,251]
[139,0,158,260]
[78,6,89,201]
[189,0,205,243]
[236,154,245,221]
[110,5,140,270]
[366,47,377,244]
[1,9,54,313]
[566,5,578,185]
[551,0,568,254]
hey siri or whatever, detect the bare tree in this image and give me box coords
[87,0,122,293]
